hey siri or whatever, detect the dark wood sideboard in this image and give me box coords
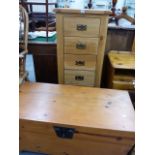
[28,43,58,83]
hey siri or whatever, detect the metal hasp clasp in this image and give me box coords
[77,24,87,31]
[53,126,75,139]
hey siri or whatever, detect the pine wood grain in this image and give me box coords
[20,130,132,155]
[20,82,134,155]
[108,51,135,69]
[20,82,134,134]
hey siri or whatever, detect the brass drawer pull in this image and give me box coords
[75,76,84,81]
[76,42,86,49]
[77,24,87,31]
[75,61,85,66]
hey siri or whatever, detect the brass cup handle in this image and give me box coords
[75,76,84,81]
[76,42,86,49]
[76,24,87,31]
[75,61,85,66]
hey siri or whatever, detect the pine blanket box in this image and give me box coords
[20,82,135,155]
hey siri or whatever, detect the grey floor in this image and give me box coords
[20,151,135,155]
[26,54,36,82]
[20,152,47,155]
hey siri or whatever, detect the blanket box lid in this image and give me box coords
[20,82,135,141]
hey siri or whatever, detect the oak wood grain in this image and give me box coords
[56,13,64,84]
[64,70,95,86]
[64,37,99,55]
[55,9,110,87]
[64,54,96,71]
[95,15,109,87]
[64,16,100,37]
[54,8,112,15]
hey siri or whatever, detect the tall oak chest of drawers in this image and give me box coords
[54,8,111,87]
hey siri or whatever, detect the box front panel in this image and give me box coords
[20,120,133,155]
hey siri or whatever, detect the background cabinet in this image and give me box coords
[107,50,135,91]
[28,43,58,83]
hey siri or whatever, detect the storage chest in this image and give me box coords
[20,82,135,155]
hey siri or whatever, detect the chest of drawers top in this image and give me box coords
[54,8,111,15]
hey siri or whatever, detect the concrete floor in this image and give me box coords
[20,152,135,155]
[20,152,47,155]
[20,151,135,155]
[25,54,36,82]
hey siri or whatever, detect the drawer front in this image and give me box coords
[64,17,100,37]
[64,54,96,71]
[64,70,95,86]
[112,80,134,90]
[64,37,99,55]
